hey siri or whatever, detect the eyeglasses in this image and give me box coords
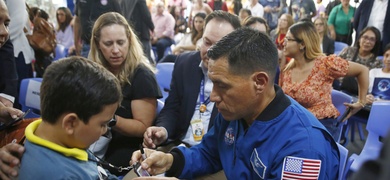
[314,23,324,26]
[284,37,301,42]
[107,115,117,127]
[361,35,376,43]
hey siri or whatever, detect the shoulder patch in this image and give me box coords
[281,156,321,179]
[250,149,266,179]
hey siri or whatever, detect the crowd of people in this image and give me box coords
[0,0,390,179]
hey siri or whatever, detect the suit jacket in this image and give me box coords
[155,51,218,141]
[0,40,18,99]
[354,0,390,53]
[322,35,335,55]
[120,0,154,41]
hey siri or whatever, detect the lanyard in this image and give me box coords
[199,76,210,113]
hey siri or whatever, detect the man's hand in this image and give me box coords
[143,127,168,149]
[0,97,13,108]
[0,106,24,124]
[0,143,25,180]
[130,148,173,176]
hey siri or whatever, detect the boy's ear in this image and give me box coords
[62,113,80,135]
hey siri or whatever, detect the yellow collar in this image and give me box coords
[25,120,88,161]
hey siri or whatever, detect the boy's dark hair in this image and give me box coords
[205,10,241,30]
[207,27,278,81]
[40,57,122,124]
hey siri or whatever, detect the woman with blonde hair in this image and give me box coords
[270,13,294,50]
[279,21,369,140]
[314,17,334,55]
[89,12,162,176]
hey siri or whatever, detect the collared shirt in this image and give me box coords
[181,61,215,147]
[0,93,14,103]
[152,11,175,39]
[244,2,264,17]
[367,0,388,39]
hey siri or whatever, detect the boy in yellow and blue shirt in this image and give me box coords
[19,57,122,179]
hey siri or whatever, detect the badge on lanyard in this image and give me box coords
[191,119,204,141]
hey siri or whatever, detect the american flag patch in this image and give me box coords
[281,156,321,180]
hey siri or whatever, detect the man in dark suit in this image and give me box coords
[354,0,390,55]
[143,11,241,149]
[0,40,18,108]
[119,0,154,64]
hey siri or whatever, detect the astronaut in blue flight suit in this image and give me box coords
[131,27,340,179]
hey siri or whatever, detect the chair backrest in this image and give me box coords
[337,143,348,180]
[54,44,67,61]
[19,78,43,118]
[366,101,390,139]
[377,56,384,61]
[334,41,349,55]
[155,63,175,101]
[331,90,353,117]
[331,90,353,142]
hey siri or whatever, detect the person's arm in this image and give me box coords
[0,102,24,124]
[327,8,337,40]
[131,148,174,176]
[0,143,25,180]
[141,0,155,31]
[344,61,369,117]
[113,98,157,137]
[143,126,169,148]
[73,15,81,55]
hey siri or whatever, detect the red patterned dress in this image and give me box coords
[280,55,349,119]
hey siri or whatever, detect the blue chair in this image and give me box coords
[54,44,67,61]
[19,78,43,118]
[348,101,390,172]
[331,90,353,143]
[337,143,348,180]
[334,41,349,55]
[155,63,174,102]
[377,56,384,61]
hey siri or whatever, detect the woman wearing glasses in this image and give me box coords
[314,17,334,56]
[279,22,368,140]
[338,26,382,96]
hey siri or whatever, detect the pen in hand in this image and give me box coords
[139,144,147,160]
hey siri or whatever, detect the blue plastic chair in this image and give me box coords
[348,101,390,172]
[337,143,348,180]
[377,56,384,61]
[331,90,353,143]
[155,63,174,102]
[334,41,349,55]
[54,44,67,61]
[19,78,43,118]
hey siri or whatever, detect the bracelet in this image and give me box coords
[356,101,365,108]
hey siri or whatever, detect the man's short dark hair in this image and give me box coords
[205,10,241,29]
[40,57,122,124]
[207,27,278,81]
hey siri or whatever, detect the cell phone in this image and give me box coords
[6,109,30,127]
[336,107,351,127]
[133,162,150,177]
